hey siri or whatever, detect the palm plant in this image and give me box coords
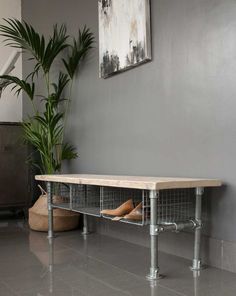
[0,19,94,174]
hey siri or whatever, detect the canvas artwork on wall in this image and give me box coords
[98,0,151,78]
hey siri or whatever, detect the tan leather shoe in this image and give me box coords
[101,199,134,216]
[123,202,143,221]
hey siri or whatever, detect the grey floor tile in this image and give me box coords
[128,283,185,296]
[223,240,236,273]
[18,280,80,296]
[158,267,236,296]
[2,268,52,293]
[6,262,43,279]
[1,221,236,296]
[0,281,18,296]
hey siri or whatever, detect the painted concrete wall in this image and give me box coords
[0,0,22,122]
[22,0,236,270]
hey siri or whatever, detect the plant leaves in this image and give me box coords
[0,19,69,76]
[62,143,78,160]
[63,26,94,79]
[0,74,35,100]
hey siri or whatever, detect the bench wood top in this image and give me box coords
[35,174,222,190]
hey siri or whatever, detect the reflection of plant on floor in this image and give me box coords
[0,19,94,174]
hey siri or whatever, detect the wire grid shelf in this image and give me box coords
[157,188,195,224]
[101,187,195,226]
[72,184,101,217]
[101,187,150,226]
[51,182,70,210]
[51,183,101,217]
[50,183,196,226]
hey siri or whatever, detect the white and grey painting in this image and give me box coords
[98,0,151,78]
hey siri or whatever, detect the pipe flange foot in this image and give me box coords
[146,273,164,281]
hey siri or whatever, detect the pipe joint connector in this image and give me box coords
[150,191,160,199]
[191,219,203,229]
[150,225,163,235]
[195,187,204,196]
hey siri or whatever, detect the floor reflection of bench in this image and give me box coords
[35,174,222,280]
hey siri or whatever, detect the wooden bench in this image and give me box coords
[35,174,222,280]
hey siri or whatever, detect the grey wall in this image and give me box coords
[22,0,236,244]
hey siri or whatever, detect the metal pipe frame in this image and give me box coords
[146,188,204,279]
[45,181,205,279]
[69,184,73,210]
[82,185,90,235]
[191,187,204,271]
[48,237,54,293]
[47,182,54,239]
[82,214,89,235]
[146,190,162,280]
[160,221,195,232]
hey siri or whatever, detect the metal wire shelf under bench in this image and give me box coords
[35,174,222,280]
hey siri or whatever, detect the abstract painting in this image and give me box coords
[98,0,151,78]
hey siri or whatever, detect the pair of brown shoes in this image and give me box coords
[101,199,142,221]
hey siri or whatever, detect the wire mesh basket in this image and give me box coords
[51,182,70,210]
[157,188,195,224]
[50,183,195,226]
[51,183,101,217]
[101,187,150,226]
[72,184,101,216]
[101,187,195,226]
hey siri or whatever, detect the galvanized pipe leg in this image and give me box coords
[191,187,204,271]
[82,185,89,236]
[147,190,162,280]
[82,214,89,235]
[48,237,54,293]
[150,231,159,279]
[47,182,54,239]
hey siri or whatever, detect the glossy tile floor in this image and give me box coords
[1,221,236,296]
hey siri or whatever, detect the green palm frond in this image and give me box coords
[43,24,69,73]
[22,119,46,173]
[23,116,63,174]
[62,143,78,160]
[0,18,94,174]
[0,78,11,96]
[0,19,69,75]
[51,72,70,105]
[35,112,63,134]
[0,74,35,100]
[0,18,43,53]
[63,26,94,78]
